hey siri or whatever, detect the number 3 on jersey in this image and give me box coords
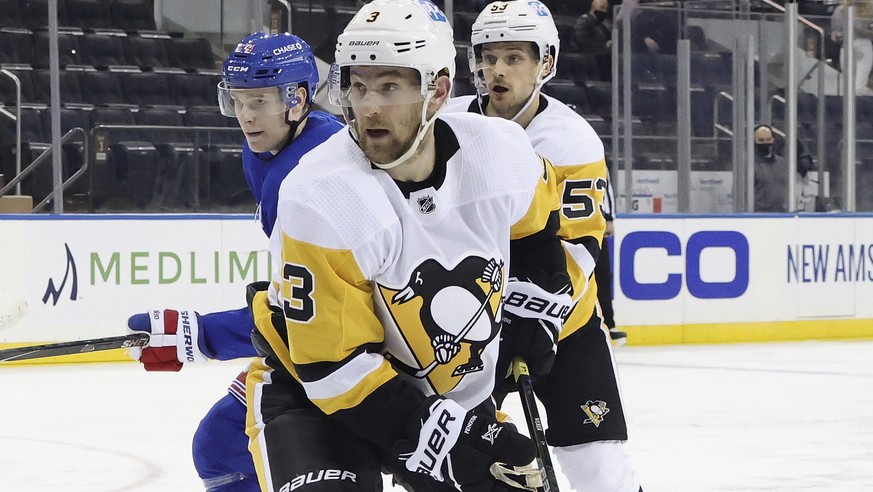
[561,178,607,220]
[283,263,315,323]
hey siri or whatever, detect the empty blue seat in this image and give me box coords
[544,80,591,114]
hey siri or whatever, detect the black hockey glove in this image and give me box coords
[498,314,559,386]
[497,277,571,384]
[395,396,535,492]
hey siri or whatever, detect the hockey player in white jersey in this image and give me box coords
[445,1,642,491]
[245,0,573,491]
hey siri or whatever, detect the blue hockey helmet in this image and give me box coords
[218,32,319,117]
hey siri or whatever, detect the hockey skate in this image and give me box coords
[609,327,628,347]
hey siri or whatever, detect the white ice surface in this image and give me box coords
[1,340,871,491]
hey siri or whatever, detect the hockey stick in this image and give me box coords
[512,358,560,492]
[0,333,149,362]
[0,300,29,331]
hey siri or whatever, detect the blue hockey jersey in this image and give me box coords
[199,110,344,360]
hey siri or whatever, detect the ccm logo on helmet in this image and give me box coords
[273,42,303,55]
[348,40,380,46]
[227,66,248,72]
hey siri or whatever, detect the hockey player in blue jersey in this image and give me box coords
[126,32,343,491]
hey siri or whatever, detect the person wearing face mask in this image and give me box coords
[571,0,612,80]
[754,124,790,212]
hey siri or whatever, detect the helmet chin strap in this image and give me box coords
[476,56,554,123]
[284,103,312,143]
[508,60,552,123]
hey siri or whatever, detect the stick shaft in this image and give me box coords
[512,358,560,492]
[0,333,149,362]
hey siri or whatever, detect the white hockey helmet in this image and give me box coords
[469,1,560,88]
[329,0,455,168]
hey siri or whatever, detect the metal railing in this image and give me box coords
[760,0,827,202]
[0,69,22,195]
[0,127,89,212]
[276,0,292,31]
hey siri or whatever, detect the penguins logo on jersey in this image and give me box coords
[581,400,610,427]
[378,256,504,394]
[417,195,436,214]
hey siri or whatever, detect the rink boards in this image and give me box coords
[0,213,871,363]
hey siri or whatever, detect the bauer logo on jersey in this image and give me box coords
[581,400,610,427]
[378,256,504,395]
[417,195,436,214]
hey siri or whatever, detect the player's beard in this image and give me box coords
[356,102,423,166]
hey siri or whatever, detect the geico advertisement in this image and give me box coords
[612,216,873,325]
[0,217,269,342]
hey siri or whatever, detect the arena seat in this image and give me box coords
[557,52,601,84]
[80,34,137,71]
[123,35,171,71]
[582,80,612,118]
[690,52,729,88]
[0,69,36,106]
[633,83,673,122]
[165,37,217,72]
[110,0,157,32]
[120,72,177,108]
[32,69,89,107]
[0,31,34,68]
[0,0,24,27]
[167,73,221,108]
[90,106,161,210]
[33,32,87,69]
[79,70,136,108]
[66,0,113,30]
[543,80,591,115]
[21,0,70,31]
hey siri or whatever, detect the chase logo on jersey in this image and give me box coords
[417,195,436,214]
[581,400,610,427]
[378,256,504,394]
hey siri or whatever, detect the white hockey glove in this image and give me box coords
[127,309,208,371]
[499,278,572,383]
[395,396,535,491]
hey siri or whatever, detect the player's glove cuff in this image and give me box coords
[127,309,209,370]
[502,279,571,328]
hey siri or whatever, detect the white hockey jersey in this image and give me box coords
[252,112,560,415]
[446,94,608,337]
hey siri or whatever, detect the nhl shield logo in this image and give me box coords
[417,195,436,214]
